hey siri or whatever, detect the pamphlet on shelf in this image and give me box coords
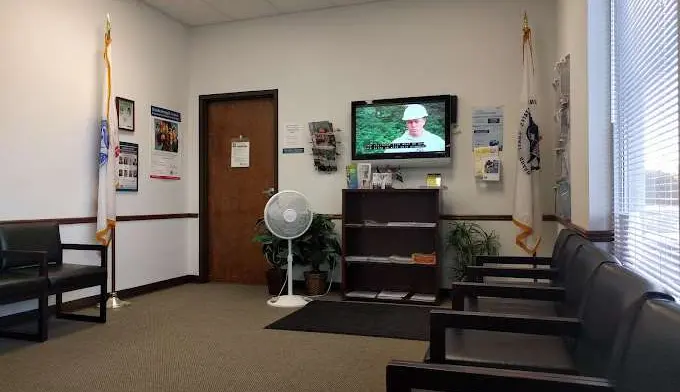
[377,290,409,299]
[410,293,437,302]
[345,291,378,299]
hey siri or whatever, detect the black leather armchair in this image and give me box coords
[454,243,620,319]
[0,222,108,330]
[387,298,680,392]
[0,249,49,341]
[464,228,584,284]
[427,263,673,378]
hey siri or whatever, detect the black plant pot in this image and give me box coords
[265,267,285,295]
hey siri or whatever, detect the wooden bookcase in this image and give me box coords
[341,188,441,304]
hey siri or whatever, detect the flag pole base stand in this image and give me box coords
[99,292,130,309]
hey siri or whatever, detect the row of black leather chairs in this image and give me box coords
[0,222,107,342]
[387,229,680,392]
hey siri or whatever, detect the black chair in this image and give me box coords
[387,297,680,392]
[0,222,108,329]
[0,249,49,341]
[454,242,620,319]
[427,263,673,378]
[465,229,588,285]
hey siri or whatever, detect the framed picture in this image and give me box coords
[116,97,135,131]
[117,142,139,192]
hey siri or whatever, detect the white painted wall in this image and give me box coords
[0,0,191,316]
[186,0,561,283]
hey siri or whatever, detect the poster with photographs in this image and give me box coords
[117,142,139,191]
[309,120,337,172]
[149,106,181,180]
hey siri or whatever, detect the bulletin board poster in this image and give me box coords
[117,142,139,191]
[149,106,181,180]
[472,106,504,151]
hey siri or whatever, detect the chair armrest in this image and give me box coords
[475,255,552,265]
[0,250,48,276]
[451,281,565,309]
[61,243,107,268]
[386,360,613,392]
[467,265,558,280]
[429,309,580,363]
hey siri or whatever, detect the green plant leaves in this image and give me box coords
[446,222,500,281]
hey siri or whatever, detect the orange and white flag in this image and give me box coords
[513,12,542,255]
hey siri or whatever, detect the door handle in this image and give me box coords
[262,187,276,197]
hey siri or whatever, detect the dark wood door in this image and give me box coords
[206,97,277,283]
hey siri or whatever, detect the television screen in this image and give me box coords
[352,96,450,161]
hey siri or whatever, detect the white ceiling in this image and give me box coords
[142,0,391,26]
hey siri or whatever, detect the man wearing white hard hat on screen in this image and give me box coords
[384,104,446,153]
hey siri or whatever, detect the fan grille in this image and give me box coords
[264,190,313,239]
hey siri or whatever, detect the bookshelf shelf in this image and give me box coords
[341,188,441,305]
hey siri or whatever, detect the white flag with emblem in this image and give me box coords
[513,13,542,255]
[96,14,120,246]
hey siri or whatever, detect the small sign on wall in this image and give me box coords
[230,138,250,168]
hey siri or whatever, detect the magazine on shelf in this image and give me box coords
[377,290,409,299]
[345,291,378,299]
[409,293,437,303]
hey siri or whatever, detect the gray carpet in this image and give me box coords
[0,283,427,392]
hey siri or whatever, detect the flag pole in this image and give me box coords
[105,226,130,308]
[96,13,129,309]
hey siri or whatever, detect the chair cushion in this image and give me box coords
[612,299,680,392]
[572,263,672,378]
[12,264,105,292]
[0,273,47,303]
[561,244,618,318]
[0,222,62,269]
[436,328,575,374]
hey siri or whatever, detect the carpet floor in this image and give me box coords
[0,283,427,392]
[266,300,438,341]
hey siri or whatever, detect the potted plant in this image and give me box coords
[253,217,300,295]
[295,214,342,295]
[446,222,500,281]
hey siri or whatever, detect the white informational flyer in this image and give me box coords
[149,106,181,180]
[472,106,504,150]
[230,140,250,168]
[282,123,305,154]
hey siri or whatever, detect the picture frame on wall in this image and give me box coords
[116,97,135,132]
[117,141,139,192]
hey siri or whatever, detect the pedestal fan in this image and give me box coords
[264,190,313,308]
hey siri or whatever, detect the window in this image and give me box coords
[611,0,679,297]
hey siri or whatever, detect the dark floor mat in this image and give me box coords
[264,300,438,341]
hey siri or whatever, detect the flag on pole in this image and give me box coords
[512,12,542,255]
[96,14,120,246]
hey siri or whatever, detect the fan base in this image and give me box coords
[266,294,310,308]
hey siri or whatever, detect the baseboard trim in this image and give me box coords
[0,275,200,327]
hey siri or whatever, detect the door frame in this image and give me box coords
[198,89,279,283]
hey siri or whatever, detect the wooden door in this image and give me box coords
[206,96,277,283]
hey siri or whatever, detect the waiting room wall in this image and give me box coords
[0,0,191,316]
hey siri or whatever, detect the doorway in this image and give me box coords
[199,90,278,284]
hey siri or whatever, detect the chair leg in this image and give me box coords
[38,291,48,341]
[0,293,49,343]
[55,281,108,324]
[99,281,107,323]
[56,293,63,314]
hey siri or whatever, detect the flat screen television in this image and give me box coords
[351,94,455,167]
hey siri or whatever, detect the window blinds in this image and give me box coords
[611,0,679,297]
